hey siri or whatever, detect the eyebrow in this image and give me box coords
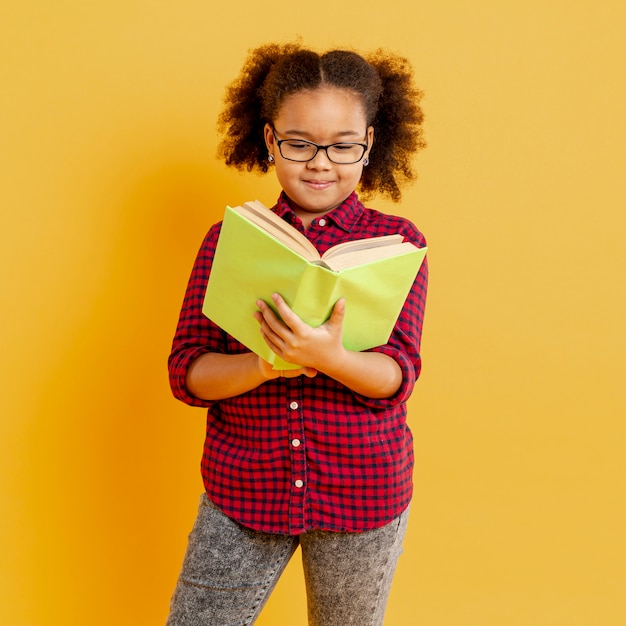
[281,129,364,140]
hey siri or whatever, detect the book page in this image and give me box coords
[321,241,419,272]
[237,201,320,262]
[321,234,404,261]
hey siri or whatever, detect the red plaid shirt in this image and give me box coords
[169,192,428,534]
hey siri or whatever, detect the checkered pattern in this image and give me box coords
[168,192,428,534]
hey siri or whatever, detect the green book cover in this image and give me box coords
[203,203,427,370]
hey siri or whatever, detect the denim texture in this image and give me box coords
[167,494,409,626]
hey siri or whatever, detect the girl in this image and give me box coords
[167,43,428,626]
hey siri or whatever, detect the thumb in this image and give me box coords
[327,298,346,327]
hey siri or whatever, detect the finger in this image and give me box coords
[255,300,291,348]
[327,298,346,328]
[253,309,280,346]
[282,367,317,379]
[257,356,282,380]
[255,299,278,324]
[258,322,284,355]
[256,298,290,334]
[270,293,303,331]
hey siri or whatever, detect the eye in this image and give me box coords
[332,143,357,151]
[285,140,312,150]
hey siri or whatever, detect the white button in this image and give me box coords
[289,401,299,410]
[292,438,301,447]
[318,218,327,227]
[295,479,304,488]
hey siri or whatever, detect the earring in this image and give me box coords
[363,157,369,166]
[268,154,275,163]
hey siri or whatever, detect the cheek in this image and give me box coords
[275,161,305,182]
[340,166,365,185]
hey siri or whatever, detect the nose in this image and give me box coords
[306,147,333,169]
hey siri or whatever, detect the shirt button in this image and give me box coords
[318,218,327,227]
[289,401,299,410]
[294,479,304,488]
[291,438,301,447]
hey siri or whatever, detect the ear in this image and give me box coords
[365,125,374,157]
[264,123,275,154]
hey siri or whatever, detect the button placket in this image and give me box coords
[287,389,307,532]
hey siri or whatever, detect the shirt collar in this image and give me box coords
[272,191,364,233]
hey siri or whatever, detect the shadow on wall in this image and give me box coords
[20,149,272,623]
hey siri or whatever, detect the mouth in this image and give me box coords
[303,179,334,190]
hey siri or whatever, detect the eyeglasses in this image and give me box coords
[272,128,369,164]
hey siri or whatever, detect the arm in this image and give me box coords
[185,351,317,401]
[255,294,402,399]
[169,223,317,404]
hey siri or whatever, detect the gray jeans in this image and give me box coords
[167,494,410,626]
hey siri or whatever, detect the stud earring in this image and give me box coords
[268,154,275,163]
[363,157,369,166]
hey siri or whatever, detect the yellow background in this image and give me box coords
[2,1,625,624]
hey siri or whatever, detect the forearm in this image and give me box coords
[185,352,267,401]
[320,349,402,399]
[255,294,403,399]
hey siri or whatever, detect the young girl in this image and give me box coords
[167,43,428,626]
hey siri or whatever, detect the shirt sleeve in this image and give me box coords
[168,224,225,409]
[351,224,428,410]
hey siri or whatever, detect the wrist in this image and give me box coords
[318,345,350,379]
[256,355,281,381]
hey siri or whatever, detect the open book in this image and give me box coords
[236,199,419,271]
[203,200,427,370]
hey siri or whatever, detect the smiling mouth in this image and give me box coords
[304,180,334,188]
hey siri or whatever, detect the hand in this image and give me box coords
[254,293,347,374]
[257,356,318,380]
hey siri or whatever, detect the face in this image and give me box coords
[264,87,374,227]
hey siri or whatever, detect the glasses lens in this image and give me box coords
[280,140,318,162]
[327,144,366,164]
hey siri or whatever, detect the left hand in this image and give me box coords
[254,293,347,373]
[256,355,318,380]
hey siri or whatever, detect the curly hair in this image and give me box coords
[217,43,425,201]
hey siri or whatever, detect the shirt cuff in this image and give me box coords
[169,346,216,409]
[351,345,419,409]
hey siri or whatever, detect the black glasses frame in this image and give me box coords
[271,128,369,164]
